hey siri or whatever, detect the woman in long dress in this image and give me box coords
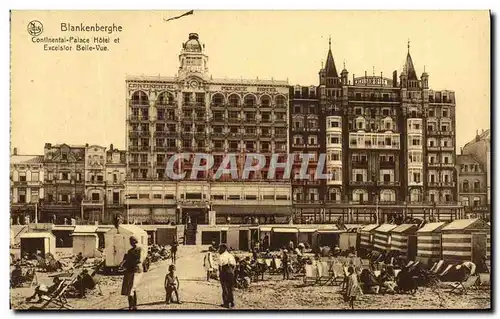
[204,246,216,281]
[120,236,145,310]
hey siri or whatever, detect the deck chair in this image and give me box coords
[432,260,444,274]
[477,273,490,289]
[352,257,362,269]
[361,259,371,269]
[303,264,319,285]
[405,261,414,268]
[449,275,479,295]
[318,261,334,285]
[38,269,82,309]
[439,264,454,278]
[429,261,438,272]
[331,263,346,286]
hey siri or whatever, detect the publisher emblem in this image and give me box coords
[27,20,43,36]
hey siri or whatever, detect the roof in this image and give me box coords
[11,155,44,165]
[317,224,339,230]
[20,232,54,239]
[324,48,339,78]
[201,226,229,232]
[391,224,418,234]
[442,218,489,231]
[375,224,398,233]
[404,52,418,81]
[73,225,98,233]
[417,222,447,233]
[117,224,148,235]
[126,75,288,87]
[97,225,115,232]
[361,224,379,232]
[52,225,76,231]
[457,154,482,165]
[317,229,343,234]
[272,227,298,233]
[298,228,316,233]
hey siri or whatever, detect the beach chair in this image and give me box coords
[405,261,414,268]
[330,263,345,286]
[352,257,362,269]
[37,269,83,309]
[318,261,336,286]
[432,260,444,274]
[449,275,479,295]
[438,264,454,278]
[303,264,319,285]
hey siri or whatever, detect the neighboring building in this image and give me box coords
[40,143,86,223]
[296,40,462,223]
[458,129,491,218]
[105,144,127,222]
[10,148,44,224]
[125,33,292,224]
[81,144,107,222]
[289,85,323,222]
[457,153,488,218]
[462,129,491,206]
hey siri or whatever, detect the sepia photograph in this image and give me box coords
[9,10,491,311]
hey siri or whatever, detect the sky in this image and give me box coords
[10,10,490,155]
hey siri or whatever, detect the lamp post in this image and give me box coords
[124,194,131,224]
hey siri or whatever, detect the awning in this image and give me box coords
[202,226,229,232]
[73,225,98,233]
[96,226,114,233]
[52,225,75,231]
[259,226,272,232]
[316,229,343,234]
[272,227,298,233]
[391,224,417,234]
[20,232,54,239]
[442,218,488,231]
[298,228,316,233]
[212,205,292,216]
[360,224,379,232]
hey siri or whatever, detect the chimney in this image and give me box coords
[110,143,114,151]
[13,148,17,155]
[85,143,89,147]
[392,70,398,87]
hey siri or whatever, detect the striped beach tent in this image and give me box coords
[390,224,418,259]
[359,224,379,250]
[441,219,490,263]
[416,222,447,263]
[373,224,398,252]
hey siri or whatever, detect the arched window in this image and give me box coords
[380,189,396,202]
[260,95,271,107]
[131,91,149,106]
[328,188,340,202]
[211,93,224,106]
[228,94,240,107]
[355,116,366,130]
[461,197,470,207]
[156,92,174,106]
[275,95,286,108]
[382,117,393,131]
[244,94,256,107]
[463,180,469,192]
[410,189,421,202]
[473,196,481,207]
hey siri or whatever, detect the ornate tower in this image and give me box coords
[178,33,209,78]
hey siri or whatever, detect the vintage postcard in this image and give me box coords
[9,10,491,310]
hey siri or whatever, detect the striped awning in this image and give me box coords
[375,224,398,233]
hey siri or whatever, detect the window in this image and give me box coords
[330,136,339,144]
[153,194,162,199]
[330,120,339,128]
[462,197,470,207]
[195,93,205,105]
[91,193,100,201]
[463,180,469,192]
[62,153,67,160]
[382,109,390,116]
[429,110,434,117]
[442,109,448,117]
[355,108,362,115]
[61,172,69,180]
[183,92,191,104]
[474,180,480,191]
[413,172,421,183]
[228,195,241,200]
[294,106,300,114]
[19,173,26,182]
[473,197,481,207]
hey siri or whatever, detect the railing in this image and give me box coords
[349,180,374,186]
[380,161,396,168]
[82,199,104,205]
[440,146,455,151]
[154,146,166,152]
[154,131,167,137]
[139,146,150,151]
[441,182,456,187]
[441,163,455,167]
[130,101,150,107]
[460,187,487,193]
[128,115,149,121]
[440,131,454,136]
[427,146,440,151]
[378,181,401,186]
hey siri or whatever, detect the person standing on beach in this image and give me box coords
[120,236,145,310]
[218,244,236,308]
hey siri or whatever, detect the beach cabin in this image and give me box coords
[72,225,99,258]
[359,224,379,251]
[416,222,447,264]
[441,218,490,264]
[339,232,358,251]
[96,225,114,249]
[271,227,298,250]
[104,224,148,269]
[259,225,273,249]
[389,224,418,260]
[373,224,398,252]
[198,225,229,245]
[20,232,56,257]
[238,226,260,251]
[226,226,240,250]
[313,225,342,249]
[298,227,316,248]
[52,225,75,248]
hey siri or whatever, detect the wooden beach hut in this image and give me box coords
[441,218,490,263]
[20,232,56,257]
[373,224,398,252]
[359,224,379,251]
[389,224,418,260]
[72,225,99,258]
[416,222,447,264]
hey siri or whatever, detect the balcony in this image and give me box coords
[81,199,104,206]
[275,133,287,138]
[441,146,455,152]
[349,180,374,186]
[292,143,305,148]
[166,146,178,152]
[441,182,456,187]
[129,145,139,152]
[154,146,166,152]
[138,146,151,152]
[460,187,487,194]
[378,181,401,186]
[212,147,225,152]
[440,131,454,136]
[441,163,455,168]
[128,115,149,122]
[428,162,440,168]
[427,146,440,151]
[154,131,167,137]
[380,161,396,169]
[428,181,440,187]
[129,101,149,108]
[426,130,439,136]
[154,161,166,167]
[352,160,368,168]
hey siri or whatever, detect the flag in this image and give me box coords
[164,10,194,22]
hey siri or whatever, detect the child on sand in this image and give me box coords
[164,264,181,304]
[344,266,362,309]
